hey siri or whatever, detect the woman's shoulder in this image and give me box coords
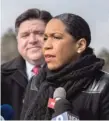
[98,71,109,119]
[99,70,109,84]
[86,71,109,93]
[101,70,109,79]
[96,70,109,93]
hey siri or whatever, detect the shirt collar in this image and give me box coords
[26,61,35,80]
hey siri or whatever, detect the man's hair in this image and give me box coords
[15,8,52,33]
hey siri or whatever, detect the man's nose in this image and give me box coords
[29,33,38,43]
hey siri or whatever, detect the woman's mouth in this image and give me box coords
[44,54,56,62]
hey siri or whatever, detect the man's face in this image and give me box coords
[17,19,46,65]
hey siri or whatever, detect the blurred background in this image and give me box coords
[1,0,109,72]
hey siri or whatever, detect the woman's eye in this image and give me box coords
[53,36,62,39]
[44,36,48,41]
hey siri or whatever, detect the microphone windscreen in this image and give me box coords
[53,87,66,99]
[1,104,14,120]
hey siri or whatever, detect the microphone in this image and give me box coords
[51,87,79,120]
[48,87,66,109]
[53,87,66,101]
[1,104,14,120]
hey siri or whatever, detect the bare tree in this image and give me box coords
[1,28,19,64]
[98,48,109,72]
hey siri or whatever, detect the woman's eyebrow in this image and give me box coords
[44,32,63,36]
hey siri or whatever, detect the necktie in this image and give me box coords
[32,66,39,75]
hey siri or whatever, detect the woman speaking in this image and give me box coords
[21,13,109,120]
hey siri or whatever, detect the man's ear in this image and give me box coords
[16,36,18,43]
[76,38,87,53]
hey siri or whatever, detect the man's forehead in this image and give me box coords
[18,19,46,33]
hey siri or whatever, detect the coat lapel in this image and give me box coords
[12,70,28,88]
[2,56,28,88]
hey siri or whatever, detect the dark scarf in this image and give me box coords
[24,54,104,120]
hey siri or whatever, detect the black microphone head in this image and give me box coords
[53,87,66,99]
[53,99,72,117]
[1,104,14,120]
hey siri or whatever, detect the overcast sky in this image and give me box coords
[1,0,109,53]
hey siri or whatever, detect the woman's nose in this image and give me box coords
[43,39,53,50]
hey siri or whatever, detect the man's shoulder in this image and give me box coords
[1,56,25,70]
[2,58,17,69]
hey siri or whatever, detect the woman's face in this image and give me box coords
[43,19,80,70]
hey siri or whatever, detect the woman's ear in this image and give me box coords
[76,38,87,53]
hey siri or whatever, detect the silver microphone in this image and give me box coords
[53,87,66,101]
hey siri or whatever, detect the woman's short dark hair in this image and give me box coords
[15,8,52,33]
[54,13,91,47]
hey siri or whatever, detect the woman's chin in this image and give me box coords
[47,64,59,71]
[47,63,63,71]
